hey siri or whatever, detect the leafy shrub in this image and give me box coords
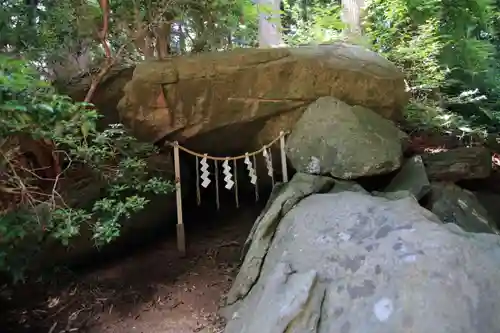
[281,1,345,45]
[0,55,173,281]
[363,0,500,136]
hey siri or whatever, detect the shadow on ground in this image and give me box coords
[0,187,269,333]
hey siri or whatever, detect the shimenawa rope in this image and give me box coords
[166,131,288,208]
[163,131,288,161]
[168,131,289,255]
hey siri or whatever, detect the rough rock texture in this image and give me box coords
[329,179,369,194]
[422,147,492,182]
[227,172,335,305]
[373,189,416,201]
[117,43,407,154]
[223,190,500,333]
[427,182,499,234]
[58,66,135,130]
[474,191,500,228]
[384,155,430,200]
[460,170,500,196]
[285,96,406,179]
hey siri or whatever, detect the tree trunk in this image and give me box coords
[341,0,365,37]
[227,32,233,50]
[179,22,186,54]
[154,22,172,59]
[257,0,284,48]
[146,34,156,60]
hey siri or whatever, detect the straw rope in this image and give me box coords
[164,131,289,160]
[169,130,289,255]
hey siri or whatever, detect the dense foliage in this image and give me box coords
[281,0,500,135]
[0,55,172,281]
[364,0,500,135]
[3,0,500,280]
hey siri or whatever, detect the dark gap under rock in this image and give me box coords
[355,169,400,192]
[37,149,275,277]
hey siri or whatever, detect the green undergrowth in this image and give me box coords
[0,55,174,282]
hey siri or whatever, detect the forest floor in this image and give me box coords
[1,198,264,333]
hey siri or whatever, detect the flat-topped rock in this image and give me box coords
[117,43,408,154]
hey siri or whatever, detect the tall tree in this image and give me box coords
[256,0,285,47]
[341,0,364,37]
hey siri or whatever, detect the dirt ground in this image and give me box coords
[1,200,263,333]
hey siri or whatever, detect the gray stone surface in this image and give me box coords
[225,172,334,306]
[329,178,369,194]
[223,191,500,333]
[384,155,430,200]
[373,189,415,201]
[285,96,406,179]
[428,182,499,234]
[474,191,500,229]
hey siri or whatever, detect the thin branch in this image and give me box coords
[98,0,111,59]
[83,43,128,103]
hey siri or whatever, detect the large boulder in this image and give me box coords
[223,184,500,333]
[285,96,406,179]
[117,43,408,155]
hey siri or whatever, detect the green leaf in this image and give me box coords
[36,104,54,113]
[81,121,91,138]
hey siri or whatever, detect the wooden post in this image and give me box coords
[233,159,239,208]
[173,142,186,256]
[279,131,289,182]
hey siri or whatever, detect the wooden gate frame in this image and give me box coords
[171,131,289,255]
